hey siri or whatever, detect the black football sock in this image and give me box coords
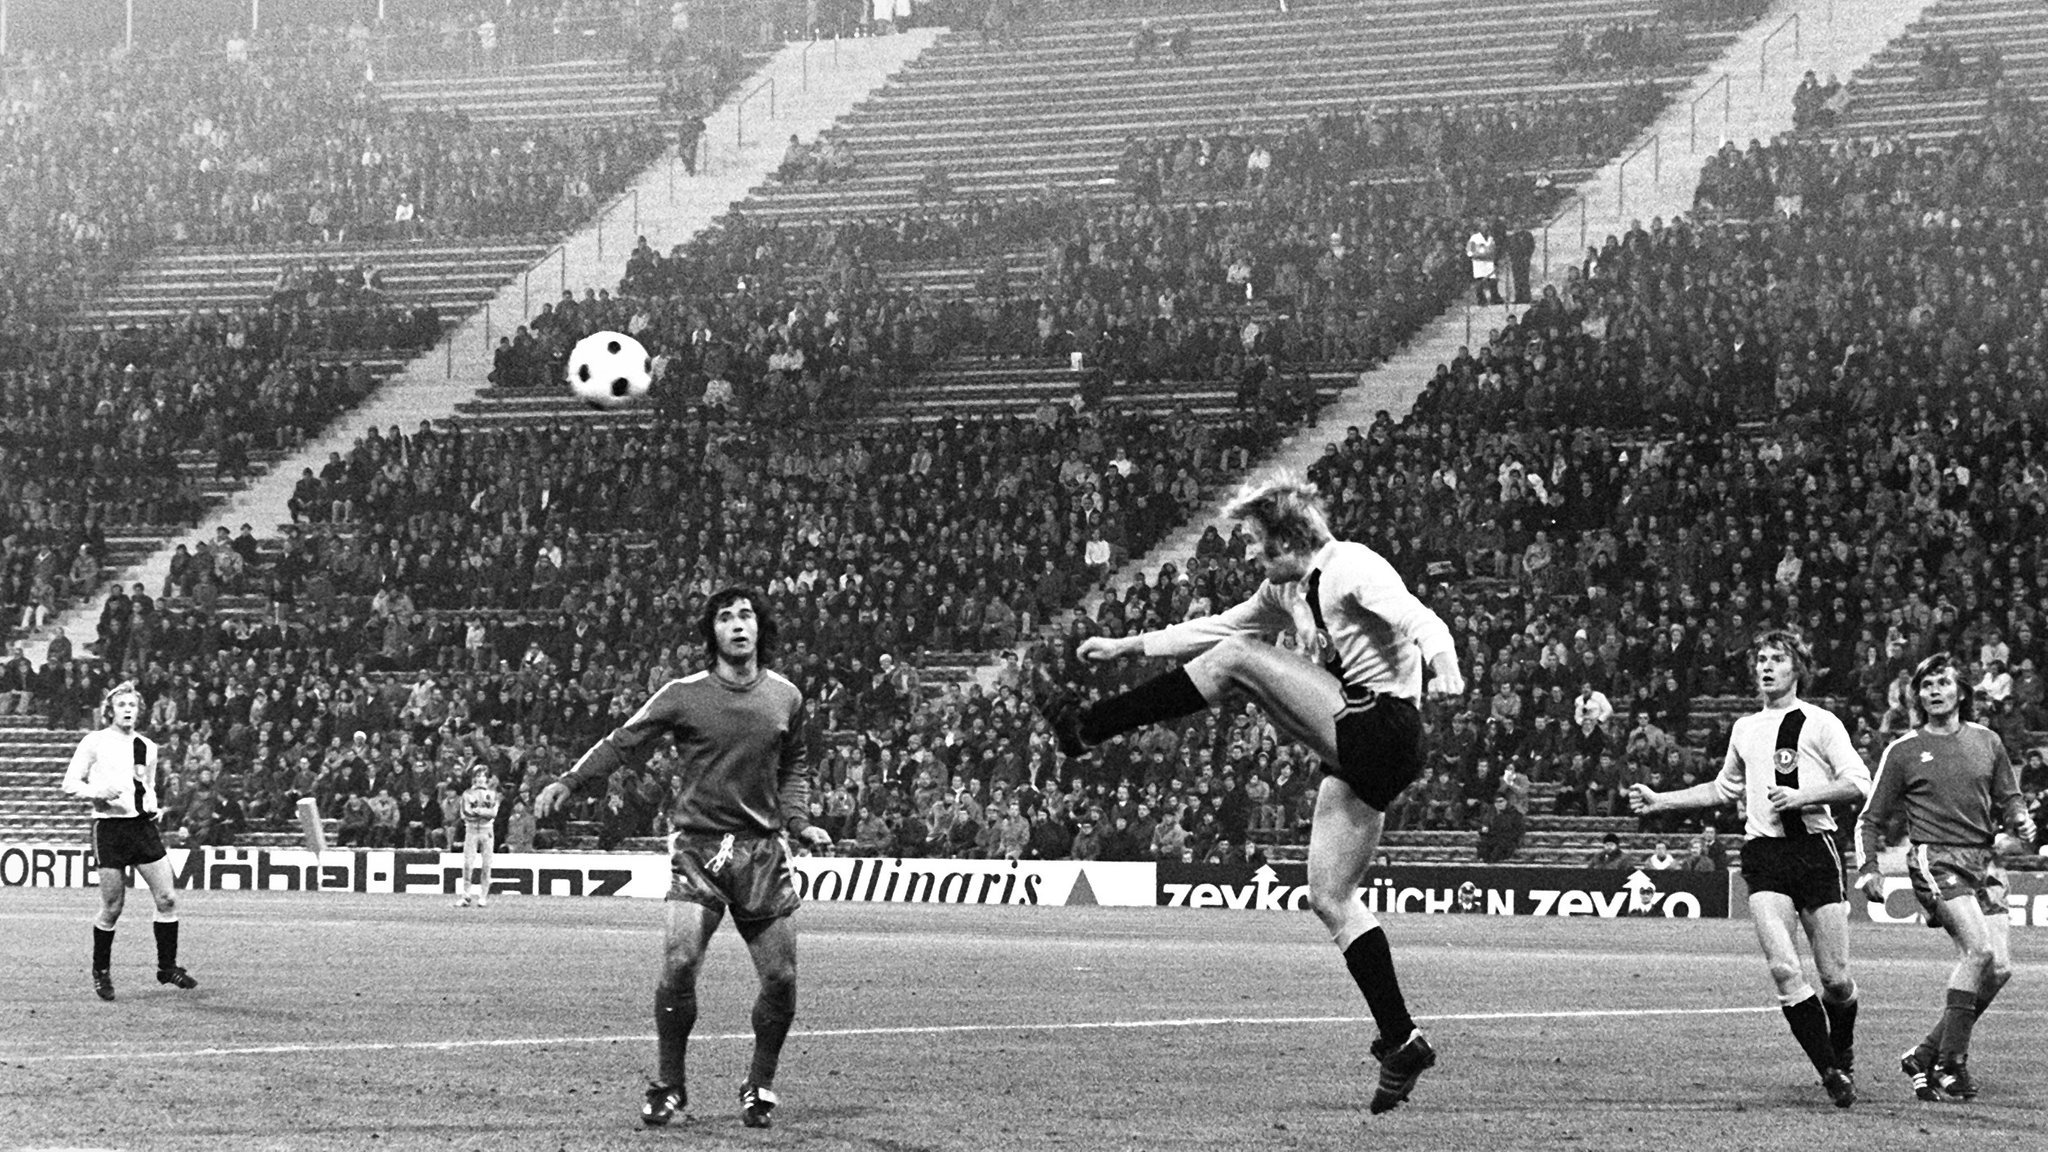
[1914,1023,1940,1069]
[1781,995,1836,1075]
[748,978,798,1090]
[153,919,179,970]
[1078,668,1208,744]
[1973,971,2005,1018]
[1922,985,1999,1063]
[1937,987,1979,1059]
[655,981,697,1089]
[91,926,114,972]
[1342,928,1416,1047]
[1821,986,1857,1066]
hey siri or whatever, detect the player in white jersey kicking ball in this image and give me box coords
[1632,630,1871,1108]
[1034,471,1466,1115]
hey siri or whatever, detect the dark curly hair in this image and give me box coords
[699,585,776,663]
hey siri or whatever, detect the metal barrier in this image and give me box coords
[1760,13,1800,88]
[735,75,776,149]
[522,245,566,322]
[1615,134,1660,217]
[1540,197,1586,285]
[596,188,639,262]
[1689,72,1731,152]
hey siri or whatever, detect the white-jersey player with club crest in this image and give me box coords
[1632,629,1871,1108]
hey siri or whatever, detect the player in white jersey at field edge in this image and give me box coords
[1034,470,1466,1116]
[60,681,199,1001]
[1632,630,1871,1108]
[455,767,500,907]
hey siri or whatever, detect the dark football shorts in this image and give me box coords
[94,815,167,871]
[1741,832,1844,911]
[1908,843,2007,929]
[1323,695,1424,812]
[669,831,800,929]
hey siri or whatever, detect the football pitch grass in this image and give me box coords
[4,889,2046,1151]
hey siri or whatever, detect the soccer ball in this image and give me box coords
[566,330,652,408]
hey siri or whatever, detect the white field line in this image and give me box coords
[2,1004,1781,1064]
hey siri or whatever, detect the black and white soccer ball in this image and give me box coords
[566,330,652,409]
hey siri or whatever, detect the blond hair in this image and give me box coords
[101,680,142,721]
[1222,471,1333,556]
[1751,628,1813,686]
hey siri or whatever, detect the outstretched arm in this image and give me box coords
[1092,584,1290,663]
[1634,745,1742,816]
[537,680,689,818]
[1629,779,1727,816]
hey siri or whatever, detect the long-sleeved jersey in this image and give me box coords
[1712,700,1871,840]
[1140,538,1454,700]
[1855,722,2024,864]
[461,783,501,825]
[61,727,160,819]
[561,669,810,836]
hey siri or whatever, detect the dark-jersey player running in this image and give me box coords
[537,588,833,1129]
[1631,630,1870,1107]
[1855,652,2035,1102]
[1037,472,1465,1114]
[60,681,198,1000]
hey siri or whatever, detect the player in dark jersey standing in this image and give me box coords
[1631,631,1871,1108]
[1855,653,2035,1102]
[536,587,832,1130]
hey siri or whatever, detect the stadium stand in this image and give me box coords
[7,0,2047,876]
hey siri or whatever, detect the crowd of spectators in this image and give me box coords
[1915,38,2003,93]
[0,313,406,633]
[1658,0,1772,29]
[0,45,662,259]
[1553,21,1684,76]
[0,18,681,333]
[0,6,765,649]
[284,0,652,77]
[520,89,1679,425]
[1791,70,1847,132]
[1118,86,1668,200]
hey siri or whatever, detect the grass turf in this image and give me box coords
[2,888,2045,1151]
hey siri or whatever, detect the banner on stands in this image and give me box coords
[0,844,1154,906]
[1844,872,2048,928]
[792,857,1153,906]
[1158,861,1734,919]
